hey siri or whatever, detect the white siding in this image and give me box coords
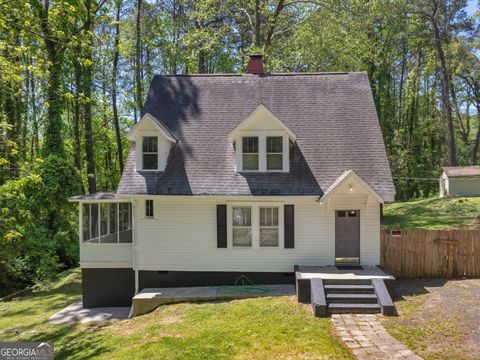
[447,177,480,197]
[80,243,133,268]
[133,192,381,272]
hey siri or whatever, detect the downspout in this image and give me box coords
[126,196,139,319]
[131,197,139,294]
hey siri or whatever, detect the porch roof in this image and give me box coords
[69,192,118,202]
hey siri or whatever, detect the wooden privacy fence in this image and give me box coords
[380,229,480,278]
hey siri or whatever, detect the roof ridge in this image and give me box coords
[153,71,355,78]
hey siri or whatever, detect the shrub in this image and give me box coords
[0,156,82,295]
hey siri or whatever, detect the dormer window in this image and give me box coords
[142,136,158,170]
[266,136,283,170]
[128,113,176,173]
[242,137,259,170]
[228,104,296,174]
[238,134,288,172]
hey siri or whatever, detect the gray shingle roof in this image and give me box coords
[117,72,395,198]
[443,166,480,177]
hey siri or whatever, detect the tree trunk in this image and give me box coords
[43,36,65,156]
[112,0,124,175]
[135,0,143,119]
[83,0,96,193]
[198,49,207,73]
[432,17,457,166]
[73,59,82,172]
[472,112,480,164]
[254,0,261,47]
[5,84,18,178]
[264,0,285,49]
[29,58,39,160]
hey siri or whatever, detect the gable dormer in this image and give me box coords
[228,104,296,173]
[127,113,176,172]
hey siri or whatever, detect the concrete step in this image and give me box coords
[327,293,378,304]
[322,279,372,286]
[324,284,375,294]
[327,303,381,314]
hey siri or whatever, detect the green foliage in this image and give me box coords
[0,269,352,360]
[0,156,82,295]
[0,0,478,294]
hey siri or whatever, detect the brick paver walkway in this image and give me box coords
[332,314,422,360]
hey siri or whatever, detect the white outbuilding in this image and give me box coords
[439,166,480,198]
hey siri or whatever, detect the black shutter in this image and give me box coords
[284,205,294,248]
[217,205,227,248]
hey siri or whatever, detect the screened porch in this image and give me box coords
[81,202,132,244]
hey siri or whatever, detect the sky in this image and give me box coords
[466,0,479,16]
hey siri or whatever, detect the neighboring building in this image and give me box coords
[439,166,480,198]
[70,56,395,307]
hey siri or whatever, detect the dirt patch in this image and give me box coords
[382,278,480,359]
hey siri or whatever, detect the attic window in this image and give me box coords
[142,136,158,170]
[242,137,259,170]
[266,137,283,170]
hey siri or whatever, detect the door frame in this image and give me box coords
[334,209,361,265]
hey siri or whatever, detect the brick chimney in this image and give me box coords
[246,54,264,75]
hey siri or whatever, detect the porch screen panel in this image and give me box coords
[82,204,90,242]
[109,203,117,234]
[81,202,131,243]
[99,203,117,243]
[90,203,99,242]
[119,203,132,243]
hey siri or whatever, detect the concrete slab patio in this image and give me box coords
[48,301,130,325]
[132,284,295,317]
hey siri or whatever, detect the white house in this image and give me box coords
[439,166,480,198]
[71,56,395,307]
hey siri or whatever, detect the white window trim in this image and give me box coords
[235,131,289,173]
[226,202,284,249]
[135,131,161,171]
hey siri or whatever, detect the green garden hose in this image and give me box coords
[214,275,272,295]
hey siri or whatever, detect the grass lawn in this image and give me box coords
[0,269,353,360]
[383,196,480,229]
[381,279,480,360]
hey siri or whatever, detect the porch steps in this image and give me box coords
[294,265,396,317]
[324,279,381,315]
[304,278,396,317]
[324,284,375,294]
[327,303,382,314]
[326,293,378,303]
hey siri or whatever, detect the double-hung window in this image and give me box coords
[239,135,286,172]
[242,137,259,170]
[259,207,279,247]
[142,136,158,170]
[232,207,252,247]
[229,204,282,248]
[266,137,283,170]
